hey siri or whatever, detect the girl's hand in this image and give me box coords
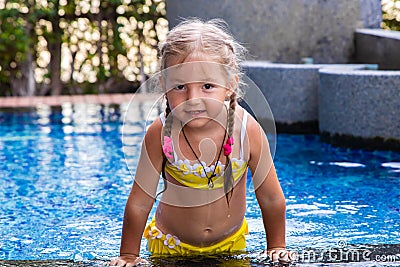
[109,254,148,266]
[264,248,293,266]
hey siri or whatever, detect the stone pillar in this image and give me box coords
[319,69,400,149]
[355,29,400,70]
[242,61,368,133]
[242,62,321,128]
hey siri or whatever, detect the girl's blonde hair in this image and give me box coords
[159,18,247,204]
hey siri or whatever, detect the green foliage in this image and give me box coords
[382,0,400,31]
[0,8,29,87]
[0,1,165,95]
[0,0,166,95]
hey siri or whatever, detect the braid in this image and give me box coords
[163,98,173,138]
[224,92,236,205]
[228,92,236,137]
[157,97,173,200]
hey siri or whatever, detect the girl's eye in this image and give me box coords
[174,84,185,90]
[202,83,214,90]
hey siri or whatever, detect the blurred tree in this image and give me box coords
[0,0,166,96]
[382,0,400,31]
[36,0,63,95]
[0,1,35,96]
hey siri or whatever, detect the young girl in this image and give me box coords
[110,19,290,266]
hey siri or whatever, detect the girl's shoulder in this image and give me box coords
[237,106,267,151]
[146,115,163,134]
[143,116,163,151]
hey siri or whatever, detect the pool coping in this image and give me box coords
[2,244,400,266]
[0,260,107,266]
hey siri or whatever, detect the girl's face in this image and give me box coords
[163,55,235,129]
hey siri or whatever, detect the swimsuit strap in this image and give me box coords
[159,112,166,125]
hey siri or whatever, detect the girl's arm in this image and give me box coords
[110,119,164,266]
[247,117,288,260]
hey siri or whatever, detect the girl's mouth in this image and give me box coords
[185,110,206,117]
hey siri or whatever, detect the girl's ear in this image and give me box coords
[226,88,237,101]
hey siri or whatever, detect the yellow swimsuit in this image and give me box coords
[144,217,248,255]
[164,110,249,189]
[144,111,249,255]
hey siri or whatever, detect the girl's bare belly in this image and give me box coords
[155,177,247,247]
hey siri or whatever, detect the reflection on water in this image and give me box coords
[0,99,163,261]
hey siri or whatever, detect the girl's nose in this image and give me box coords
[186,86,201,103]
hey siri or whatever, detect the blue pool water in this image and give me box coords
[0,102,399,263]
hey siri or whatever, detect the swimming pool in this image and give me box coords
[0,101,399,266]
